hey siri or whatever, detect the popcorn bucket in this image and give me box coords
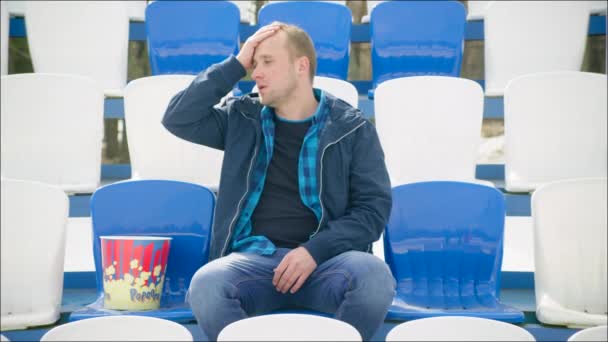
[100,236,172,310]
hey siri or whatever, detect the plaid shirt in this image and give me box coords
[231,89,328,255]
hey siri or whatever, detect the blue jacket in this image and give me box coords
[162,56,392,265]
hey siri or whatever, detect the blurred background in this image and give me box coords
[7,0,605,167]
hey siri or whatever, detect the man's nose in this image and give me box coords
[252,67,262,81]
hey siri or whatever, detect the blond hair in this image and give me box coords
[271,21,317,81]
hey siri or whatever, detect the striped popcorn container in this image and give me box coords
[100,236,172,310]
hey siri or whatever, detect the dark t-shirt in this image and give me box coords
[251,117,319,248]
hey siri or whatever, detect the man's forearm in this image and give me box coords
[161,55,246,148]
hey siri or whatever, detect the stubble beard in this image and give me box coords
[264,73,298,108]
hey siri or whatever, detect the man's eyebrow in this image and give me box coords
[254,54,273,61]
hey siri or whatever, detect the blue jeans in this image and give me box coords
[187,248,396,340]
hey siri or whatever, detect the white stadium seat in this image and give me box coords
[6,0,25,16]
[313,76,359,109]
[252,76,359,109]
[374,76,493,187]
[386,316,536,341]
[41,316,193,341]
[8,0,147,22]
[588,0,607,14]
[532,178,607,328]
[1,73,104,194]
[25,1,129,97]
[484,1,589,96]
[568,325,608,341]
[1,179,68,330]
[467,0,492,20]
[217,314,362,341]
[127,0,147,22]
[504,71,607,192]
[123,75,224,191]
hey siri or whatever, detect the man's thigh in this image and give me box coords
[289,251,391,313]
[189,249,290,315]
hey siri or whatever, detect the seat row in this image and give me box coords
[5,0,608,24]
[363,0,607,22]
[3,314,606,341]
[1,1,603,97]
[38,316,608,341]
[2,71,605,195]
[2,0,345,25]
[2,177,605,332]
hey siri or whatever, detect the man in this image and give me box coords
[162,22,395,340]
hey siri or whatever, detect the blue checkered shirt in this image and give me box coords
[231,89,328,255]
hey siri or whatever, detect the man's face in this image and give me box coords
[252,31,299,107]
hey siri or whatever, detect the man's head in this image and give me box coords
[252,22,317,106]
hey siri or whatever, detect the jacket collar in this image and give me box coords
[318,91,367,143]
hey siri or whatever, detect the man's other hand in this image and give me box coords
[236,24,281,71]
[273,247,317,294]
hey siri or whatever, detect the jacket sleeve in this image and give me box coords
[302,121,393,265]
[161,55,247,150]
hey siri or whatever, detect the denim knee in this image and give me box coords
[344,252,396,302]
[187,264,236,309]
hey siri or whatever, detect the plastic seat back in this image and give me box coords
[386,316,535,341]
[6,0,25,16]
[588,1,607,14]
[370,1,466,91]
[1,179,68,330]
[69,180,215,322]
[25,1,129,97]
[41,316,193,341]
[504,71,607,192]
[146,1,240,75]
[532,178,607,327]
[13,1,147,20]
[218,314,362,341]
[1,1,7,75]
[466,1,492,20]
[374,76,485,186]
[313,76,359,109]
[128,1,147,22]
[484,1,589,96]
[258,1,352,80]
[124,75,224,189]
[385,182,524,322]
[252,76,358,109]
[1,74,104,194]
[90,180,215,305]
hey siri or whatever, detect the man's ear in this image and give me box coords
[297,56,310,77]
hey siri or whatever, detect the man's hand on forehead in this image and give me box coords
[237,24,282,71]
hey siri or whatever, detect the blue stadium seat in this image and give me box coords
[369,1,466,98]
[384,181,524,323]
[258,1,352,80]
[69,180,215,323]
[145,1,240,75]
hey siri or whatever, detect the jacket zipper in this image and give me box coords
[220,113,260,257]
[309,121,367,239]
